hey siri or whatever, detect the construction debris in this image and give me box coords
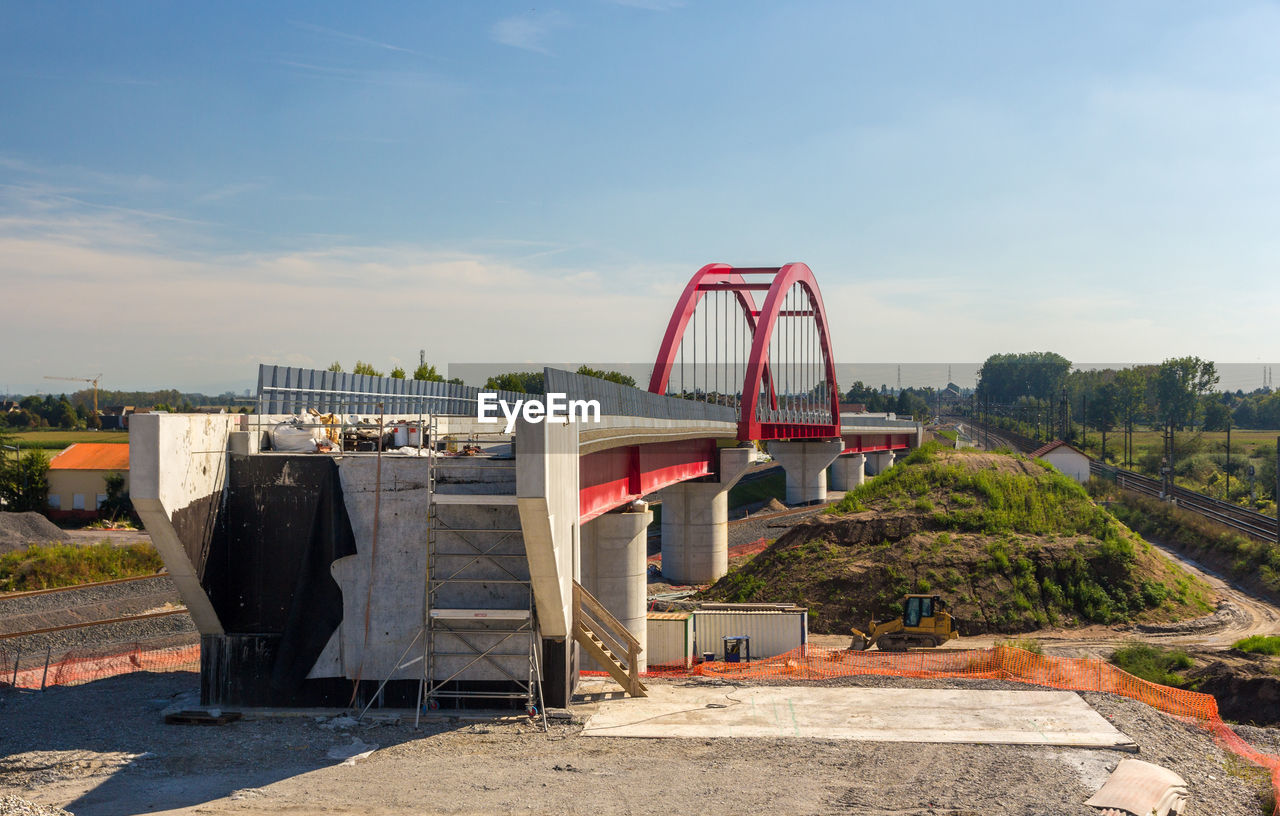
[1085,758,1188,816]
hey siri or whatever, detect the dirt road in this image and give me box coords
[810,537,1280,658]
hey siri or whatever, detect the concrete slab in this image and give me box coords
[583,685,1136,750]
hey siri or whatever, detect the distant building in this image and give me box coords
[1031,440,1090,484]
[46,443,130,521]
[99,405,136,431]
[839,403,867,414]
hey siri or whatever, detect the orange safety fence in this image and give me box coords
[0,642,200,690]
[596,645,1280,812]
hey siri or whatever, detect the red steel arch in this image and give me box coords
[649,262,841,441]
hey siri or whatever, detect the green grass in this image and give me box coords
[1109,491,1280,599]
[729,469,786,508]
[6,429,129,451]
[934,429,958,442]
[0,542,163,592]
[1234,635,1280,655]
[1109,643,1194,687]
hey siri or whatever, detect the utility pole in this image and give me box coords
[1081,393,1087,451]
[1226,419,1232,501]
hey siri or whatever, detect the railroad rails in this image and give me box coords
[0,573,187,642]
[1092,461,1279,543]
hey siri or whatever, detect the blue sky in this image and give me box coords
[2,1,1278,393]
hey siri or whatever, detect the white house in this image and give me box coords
[1031,440,1091,484]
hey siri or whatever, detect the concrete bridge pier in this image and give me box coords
[768,439,844,505]
[580,504,652,671]
[828,452,866,493]
[866,450,896,477]
[659,447,755,586]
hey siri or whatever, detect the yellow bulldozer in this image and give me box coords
[848,594,958,651]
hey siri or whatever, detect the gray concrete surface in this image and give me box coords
[583,685,1137,749]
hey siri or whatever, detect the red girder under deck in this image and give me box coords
[578,439,718,524]
[842,433,914,454]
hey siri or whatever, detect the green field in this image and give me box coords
[4,430,129,452]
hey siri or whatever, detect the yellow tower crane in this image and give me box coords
[43,374,102,418]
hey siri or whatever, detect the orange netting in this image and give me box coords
[0,642,200,690]
[614,645,1280,811]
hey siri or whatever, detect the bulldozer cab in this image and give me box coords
[903,595,942,629]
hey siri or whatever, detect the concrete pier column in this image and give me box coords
[828,452,866,493]
[580,505,651,671]
[867,450,896,477]
[768,439,844,504]
[658,447,755,587]
[660,482,729,585]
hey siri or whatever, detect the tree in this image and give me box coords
[99,472,134,524]
[576,365,636,387]
[976,352,1072,404]
[352,361,383,377]
[327,361,344,372]
[0,450,49,512]
[485,372,545,394]
[1153,357,1218,429]
[389,367,406,379]
[412,362,444,382]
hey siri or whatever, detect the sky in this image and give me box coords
[1,1,1278,394]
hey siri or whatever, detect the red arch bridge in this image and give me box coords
[132,261,925,713]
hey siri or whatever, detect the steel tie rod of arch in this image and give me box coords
[647,262,842,442]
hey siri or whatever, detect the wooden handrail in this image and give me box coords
[573,581,640,655]
[572,580,645,697]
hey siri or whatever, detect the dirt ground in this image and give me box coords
[0,671,1274,816]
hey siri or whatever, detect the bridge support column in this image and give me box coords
[768,440,844,505]
[829,452,866,493]
[867,450,896,477]
[581,504,652,672]
[660,447,755,586]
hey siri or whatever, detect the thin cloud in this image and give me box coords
[196,181,265,203]
[289,20,426,57]
[275,59,462,93]
[491,11,568,55]
[607,0,684,9]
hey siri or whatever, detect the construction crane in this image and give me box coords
[43,374,102,417]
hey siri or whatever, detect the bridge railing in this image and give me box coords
[256,364,527,416]
[544,368,737,423]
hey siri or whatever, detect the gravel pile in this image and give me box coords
[0,794,72,816]
[0,514,72,555]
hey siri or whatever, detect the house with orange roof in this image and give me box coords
[46,442,130,521]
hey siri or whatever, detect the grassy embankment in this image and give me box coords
[0,542,162,592]
[701,444,1214,634]
[1093,482,1280,604]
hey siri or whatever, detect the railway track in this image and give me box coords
[1094,462,1279,542]
[0,573,187,644]
[0,608,190,641]
[0,572,170,600]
